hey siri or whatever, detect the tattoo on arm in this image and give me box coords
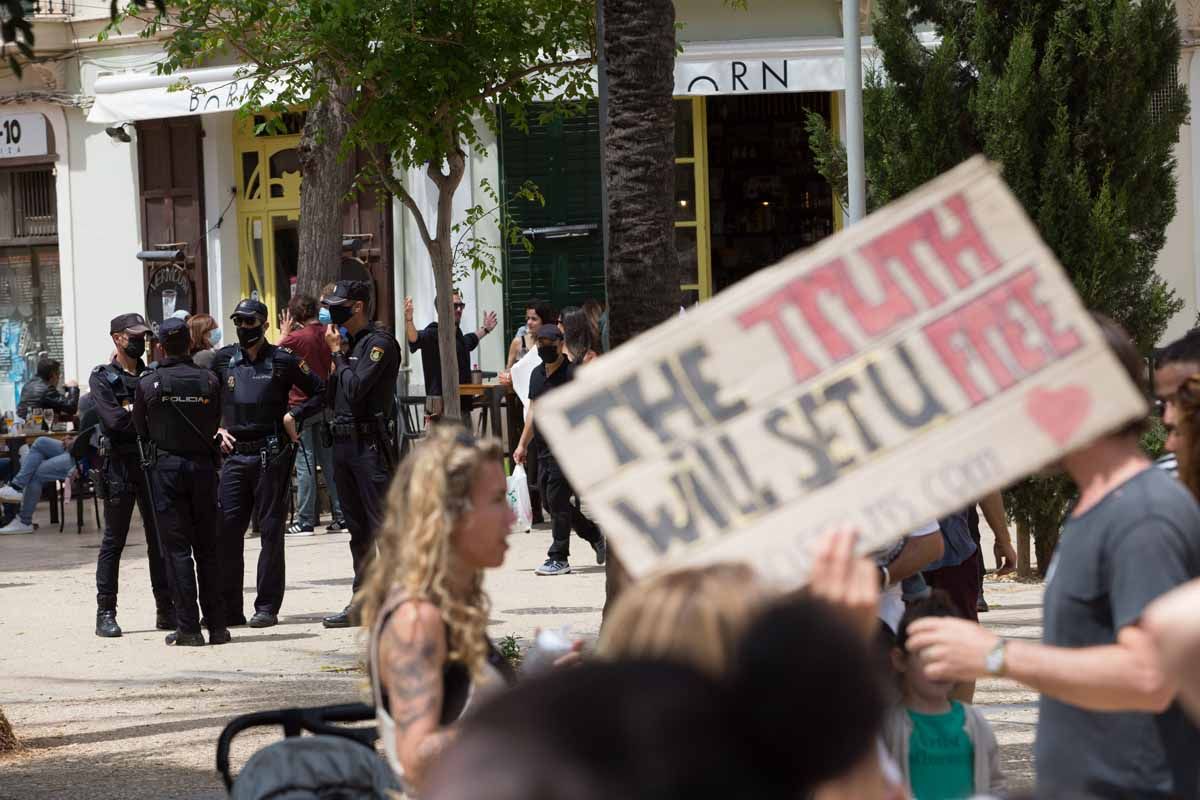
[383,620,444,730]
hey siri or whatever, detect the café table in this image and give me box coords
[458,382,513,451]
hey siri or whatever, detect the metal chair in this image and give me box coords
[398,395,427,459]
[58,472,101,534]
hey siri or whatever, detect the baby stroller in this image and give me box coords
[216,702,402,799]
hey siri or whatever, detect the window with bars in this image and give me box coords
[0,168,56,241]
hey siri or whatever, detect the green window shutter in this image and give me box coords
[500,102,604,338]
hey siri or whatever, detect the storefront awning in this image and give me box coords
[87,65,291,124]
[674,33,937,96]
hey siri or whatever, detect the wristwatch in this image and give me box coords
[985,639,1008,676]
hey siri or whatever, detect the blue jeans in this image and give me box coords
[13,437,74,524]
[294,424,341,528]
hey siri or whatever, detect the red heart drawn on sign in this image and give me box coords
[1026,386,1092,446]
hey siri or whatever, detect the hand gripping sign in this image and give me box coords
[536,157,1147,587]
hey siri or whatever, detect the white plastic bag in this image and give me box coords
[507,465,533,531]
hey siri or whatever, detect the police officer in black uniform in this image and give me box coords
[320,281,400,628]
[133,317,226,647]
[91,313,175,638]
[211,298,325,628]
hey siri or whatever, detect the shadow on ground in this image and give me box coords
[1,674,364,800]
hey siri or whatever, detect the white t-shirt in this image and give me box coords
[878,521,940,634]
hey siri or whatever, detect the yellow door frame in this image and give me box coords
[674,96,712,301]
[234,114,303,326]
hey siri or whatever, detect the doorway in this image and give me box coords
[236,113,303,327]
[705,93,835,293]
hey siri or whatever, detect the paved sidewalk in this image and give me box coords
[0,511,1038,798]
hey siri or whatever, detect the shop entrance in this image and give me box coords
[235,112,303,327]
[704,93,836,293]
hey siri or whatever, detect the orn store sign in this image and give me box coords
[674,57,844,96]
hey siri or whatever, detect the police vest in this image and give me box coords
[95,362,142,444]
[223,346,291,435]
[146,368,219,455]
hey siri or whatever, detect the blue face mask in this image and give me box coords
[318,307,332,325]
[209,327,222,347]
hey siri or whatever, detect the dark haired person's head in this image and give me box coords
[732,594,886,796]
[425,660,771,800]
[161,332,190,358]
[1171,373,1200,502]
[35,357,60,383]
[523,300,557,337]
[561,306,599,363]
[1154,327,1200,454]
[892,591,962,710]
[582,298,603,324]
[1093,313,1150,440]
[288,293,318,325]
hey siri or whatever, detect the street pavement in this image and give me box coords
[0,507,1038,798]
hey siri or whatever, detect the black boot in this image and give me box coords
[96,608,122,638]
[322,605,358,629]
[155,606,177,631]
[165,630,206,646]
[95,595,122,638]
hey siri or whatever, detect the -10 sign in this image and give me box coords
[0,114,49,159]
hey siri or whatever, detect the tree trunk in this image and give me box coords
[1033,520,1058,578]
[601,0,679,348]
[0,706,18,753]
[429,150,468,421]
[1016,519,1032,579]
[296,76,357,299]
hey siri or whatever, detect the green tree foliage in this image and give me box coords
[808,0,1188,569]
[107,0,594,418]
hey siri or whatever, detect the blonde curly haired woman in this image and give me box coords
[358,425,517,792]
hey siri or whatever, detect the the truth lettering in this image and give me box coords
[737,192,1001,382]
[924,267,1082,407]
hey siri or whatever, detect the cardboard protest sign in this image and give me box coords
[535,157,1148,586]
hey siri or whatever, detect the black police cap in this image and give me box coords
[324,280,371,306]
[230,298,268,322]
[110,312,151,335]
[157,317,189,340]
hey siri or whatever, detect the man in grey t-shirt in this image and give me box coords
[907,316,1200,799]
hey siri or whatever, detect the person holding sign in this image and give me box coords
[907,317,1200,799]
[514,325,605,576]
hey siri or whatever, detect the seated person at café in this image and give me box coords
[404,291,497,421]
[17,357,80,420]
[0,393,97,535]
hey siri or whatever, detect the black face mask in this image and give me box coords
[538,345,560,364]
[328,305,354,326]
[122,336,145,360]
[237,325,264,348]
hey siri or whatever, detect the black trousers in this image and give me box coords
[332,436,391,592]
[151,453,223,634]
[218,448,295,618]
[95,452,173,611]
[539,450,601,562]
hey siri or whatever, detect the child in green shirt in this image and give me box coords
[884,593,1005,800]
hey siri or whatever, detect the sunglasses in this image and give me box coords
[453,302,466,310]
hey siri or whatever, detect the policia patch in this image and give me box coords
[369,346,384,362]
